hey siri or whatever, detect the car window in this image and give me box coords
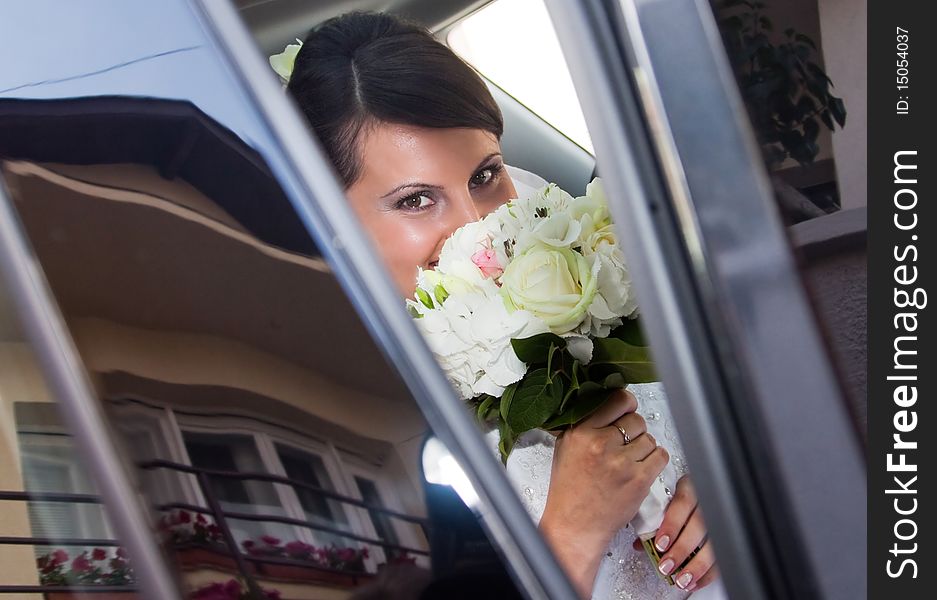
[0,1,868,599]
[0,2,557,598]
[447,0,594,153]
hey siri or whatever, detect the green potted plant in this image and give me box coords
[716,0,846,219]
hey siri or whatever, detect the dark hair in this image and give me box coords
[287,12,504,187]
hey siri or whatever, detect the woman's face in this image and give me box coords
[346,123,517,295]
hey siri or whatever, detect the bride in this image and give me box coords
[285,12,723,599]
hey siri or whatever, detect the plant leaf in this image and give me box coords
[511,333,567,365]
[499,382,517,423]
[590,338,657,383]
[543,382,612,430]
[505,369,563,434]
[560,359,581,412]
[803,117,820,142]
[829,96,847,127]
[610,318,649,347]
[476,395,495,423]
[498,419,517,465]
[795,33,817,50]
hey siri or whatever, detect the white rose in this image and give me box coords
[490,183,577,264]
[500,244,598,335]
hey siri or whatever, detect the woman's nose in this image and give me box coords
[446,189,481,231]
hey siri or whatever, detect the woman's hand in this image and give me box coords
[652,475,719,592]
[538,389,669,599]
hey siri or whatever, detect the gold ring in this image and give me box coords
[615,425,631,445]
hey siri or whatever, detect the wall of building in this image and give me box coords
[0,342,53,598]
[818,0,868,209]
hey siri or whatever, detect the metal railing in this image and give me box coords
[0,460,430,596]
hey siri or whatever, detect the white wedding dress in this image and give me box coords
[488,168,728,599]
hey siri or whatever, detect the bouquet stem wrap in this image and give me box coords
[630,478,673,585]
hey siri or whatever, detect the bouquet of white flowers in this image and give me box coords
[407,178,657,462]
[409,177,674,582]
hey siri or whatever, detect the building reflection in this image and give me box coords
[0,97,433,599]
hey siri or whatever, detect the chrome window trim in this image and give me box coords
[544,1,866,599]
[187,1,578,598]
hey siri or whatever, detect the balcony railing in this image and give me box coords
[0,459,431,596]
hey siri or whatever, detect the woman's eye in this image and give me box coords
[399,194,434,210]
[471,168,494,187]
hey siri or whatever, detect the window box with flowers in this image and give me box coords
[36,547,138,600]
[241,535,373,586]
[159,509,242,573]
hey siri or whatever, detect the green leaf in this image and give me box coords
[829,96,847,127]
[803,117,820,142]
[560,359,581,412]
[604,372,626,389]
[796,95,817,117]
[590,338,657,383]
[543,382,612,430]
[433,284,449,305]
[499,382,518,423]
[819,109,835,131]
[795,33,817,50]
[610,318,649,347]
[407,304,423,319]
[415,288,434,310]
[498,419,517,465]
[722,15,744,32]
[505,369,563,434]
[511,333,567,364]
[476,395,495,423]
[546,343,557,381]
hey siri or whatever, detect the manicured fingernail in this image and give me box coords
[686,582,697,592]
[658,558,675,575]
[676,572,693,589]
[655,535,670,552]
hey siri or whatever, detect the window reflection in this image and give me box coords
[0,94,442,597]
[1,282,136,593]
[711,0,868,432]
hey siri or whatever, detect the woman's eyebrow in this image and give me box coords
[473,152,501,172]
[380,182,444,199]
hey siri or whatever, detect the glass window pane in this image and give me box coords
[448,0,594,153]
[275,443,355,549]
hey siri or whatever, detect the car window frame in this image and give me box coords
[542,1,866,599]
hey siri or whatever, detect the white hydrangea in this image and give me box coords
[409,273,547,400]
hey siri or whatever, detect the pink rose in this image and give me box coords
[471,248,503,279]
[51,549,69,565]
[92,548,108,561]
